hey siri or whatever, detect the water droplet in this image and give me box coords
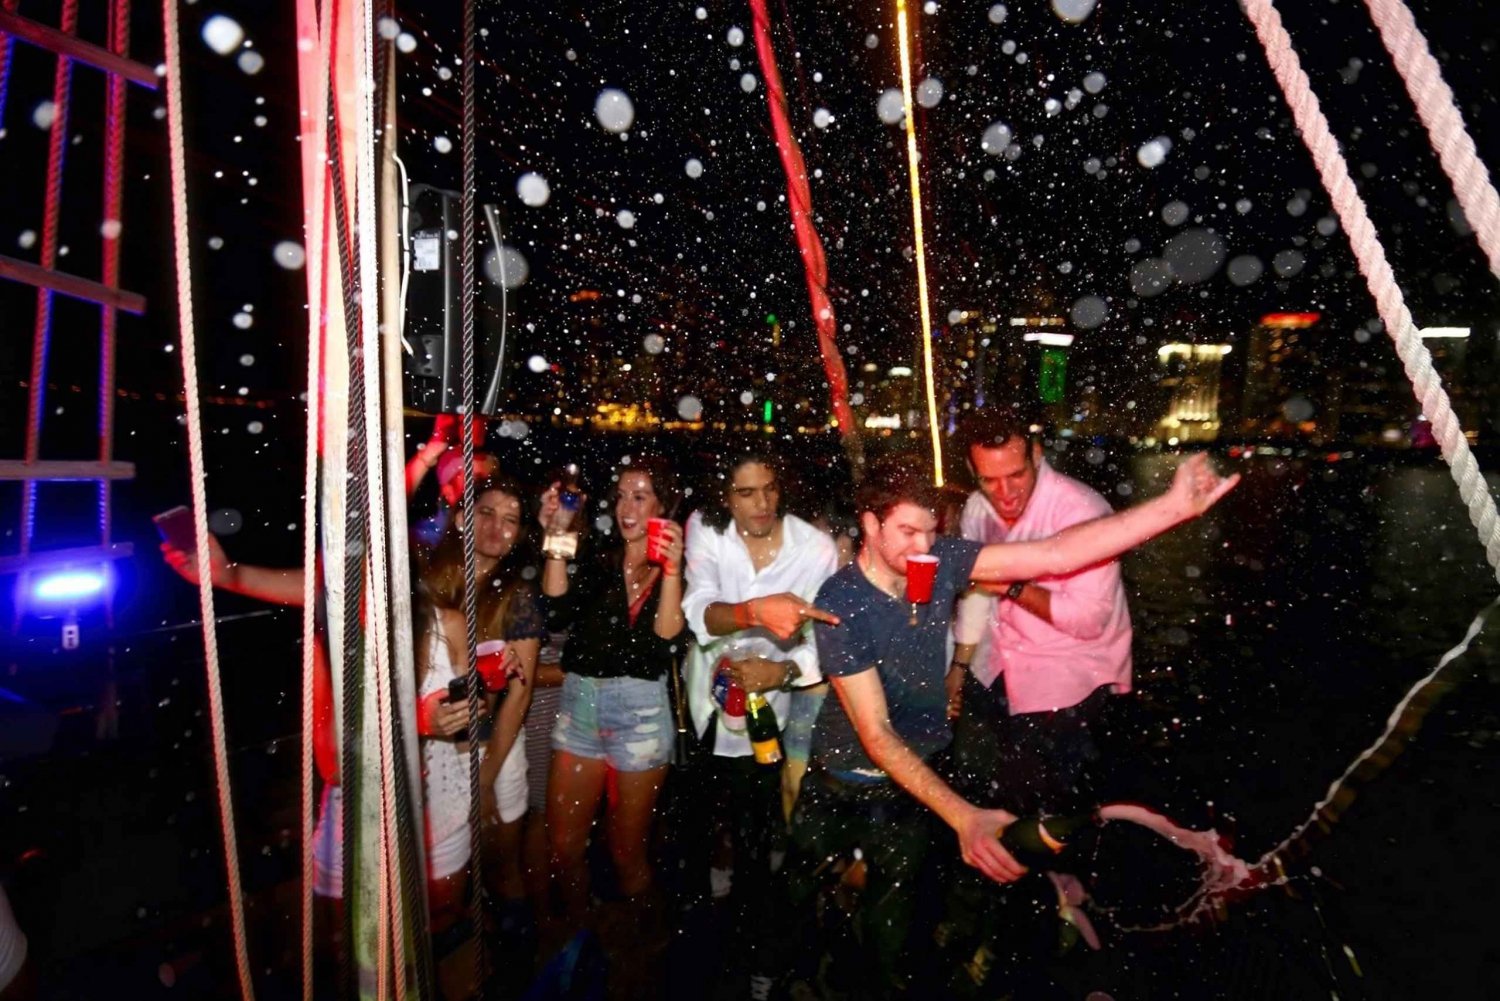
[981,121,1013,155]
[272,241,306,270]
[484,245,529,288]
[1226,254,1263,286]
[594,88,635,132]
[517,172,550,207]
[1070,295,1109,329]
[201,15,244,56]
[877,89,906,125]
[1052,0,1098,23]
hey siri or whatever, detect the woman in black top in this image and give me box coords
[539,456,686,928]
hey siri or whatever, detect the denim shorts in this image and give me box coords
[782,684,828,764]
[551,673,672,772]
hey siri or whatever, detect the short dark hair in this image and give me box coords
[855,453,941,522]
[954,405,1042,462]
[615,455,681,518]
[700,448,784,532]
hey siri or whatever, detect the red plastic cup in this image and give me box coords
[475,640,509,690]
[646,517,671,563]
[905,553,939,604]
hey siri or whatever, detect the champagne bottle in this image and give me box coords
[997,812,1097,869]
[745,692,784,765]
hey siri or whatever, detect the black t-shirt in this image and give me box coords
[545,547,685,681]
[811,536,983,773]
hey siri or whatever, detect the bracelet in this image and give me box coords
[1004,580,1027,601]
[542,531,578,561]
[661,564,679,577]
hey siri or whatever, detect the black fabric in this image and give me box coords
[947,680,1109,818]
[544,546,685,681]
[776,767,937,999]
[678,746,785,967]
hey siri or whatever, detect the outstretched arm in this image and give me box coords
[971,453,1238,584]
[830,669,1026,884]
[161,538,305,606]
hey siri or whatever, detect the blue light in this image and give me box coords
[32,569,108,603]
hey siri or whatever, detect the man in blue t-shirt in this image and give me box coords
[782,450,1238,997]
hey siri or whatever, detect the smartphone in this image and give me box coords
[446,676,470,704]
[153,506,198,552]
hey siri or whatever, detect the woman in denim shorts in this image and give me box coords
[539,456,686,929]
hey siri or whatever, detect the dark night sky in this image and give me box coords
[2,0,1498,444]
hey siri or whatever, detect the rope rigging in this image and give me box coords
[161,0,257,994]
[458,0,488,992]
[150,0,1500,989]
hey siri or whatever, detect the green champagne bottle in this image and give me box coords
[997,812,1096,869]
[745,692,784,765]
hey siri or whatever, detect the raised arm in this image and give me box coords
[829,669,1025,884]
[161,537,305,607]
[970,453,1238,584]
[652,520,687,641]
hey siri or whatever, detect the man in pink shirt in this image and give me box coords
[947,406,1132,815]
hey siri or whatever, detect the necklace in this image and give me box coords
[857,552,901,601]
[623,558,656,595]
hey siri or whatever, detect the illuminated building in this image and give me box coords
[1156,343,1233,443]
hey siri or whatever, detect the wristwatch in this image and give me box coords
[778,661,803,691]
[1004,580,1027,601]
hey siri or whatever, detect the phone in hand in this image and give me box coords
[446,676,471,704]
[153,506,198,552]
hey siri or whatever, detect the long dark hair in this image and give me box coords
[699,448,784,532]
[421,473,534,654]
[612,455,681,521]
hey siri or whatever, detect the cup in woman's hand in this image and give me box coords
[475,640,508,690]
[646,517,671,564]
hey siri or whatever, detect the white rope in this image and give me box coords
[1363,0,1500,284]
[1241,0,1500,581]
[293,0,333,994]
[348,0,407,993]
[161,1,256,996]
[1253,597,1497,871]
[376,27,430,999]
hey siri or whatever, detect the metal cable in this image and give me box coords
[326,63,371,1000]
[459,0,486,992]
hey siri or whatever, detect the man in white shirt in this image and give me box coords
[680,450,839,994]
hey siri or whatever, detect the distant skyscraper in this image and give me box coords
[1155,343,1232,443]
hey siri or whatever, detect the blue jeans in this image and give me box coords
[551,673,672,772]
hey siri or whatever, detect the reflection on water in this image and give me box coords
[3,439,1498,997]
